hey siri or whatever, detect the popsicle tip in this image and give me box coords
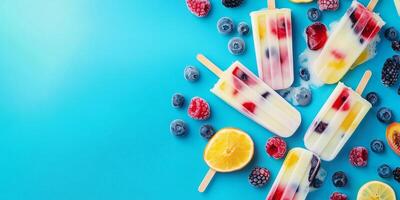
[367,0,379,11]
[355,70,372,95]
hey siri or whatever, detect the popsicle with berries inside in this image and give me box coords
[250,0,294,90]
[311,0,384,84]
[304,70,372,161]
[266,148,321,200]
[196,54,301,138]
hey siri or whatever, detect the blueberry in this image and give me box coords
[184,66,200,82]
[384,27,399,41]
[370,139,385,153]
[170,119,187,136]
[278,88,292,98]
[172,93,185,108]
[237,22,250,35]
[378,164,392,178]
[377,107,393,123]
[200,124,215,139]
[366,92,379,106]
[311,178,323,188]
[315,121,328,133]
[299,67,310,81]
[307,8,321,22]
[294,87,312,106]
[217,17,234,34]
[228,37,246,55]
[332,171,348,187]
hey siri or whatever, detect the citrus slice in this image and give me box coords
[386,122,400,156]
[357,181,396,200]
[204,128,254,172]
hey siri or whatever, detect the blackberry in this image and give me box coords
[381,58,400,87]
[222,0,244,8]
[393,167,400,182]
[392,40,400,51]
[248,167,270,187]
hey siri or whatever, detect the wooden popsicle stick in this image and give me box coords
[197,54,224,78]
[367,0,378,11]
[198,168,216,193]
[268,0,276,9]
[356,70,372,95]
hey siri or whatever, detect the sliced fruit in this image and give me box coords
[386,122,400,156]
[204,128,254,172]
[357,181,396,200]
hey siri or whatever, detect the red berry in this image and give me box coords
[265,137,287,159]
[349,5,379,41]
[242,102,256,114]
[318,0,339,11]
[349,146,368,167]
[188,97,211,120]
[332,88,350,111]
[306,22,328,51]
[271,17,291,39]
[330,192,348,200]
[186,0,211,17]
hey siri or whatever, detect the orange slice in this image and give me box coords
[204,128,254,172]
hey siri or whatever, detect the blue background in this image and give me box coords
[0,0,399,199]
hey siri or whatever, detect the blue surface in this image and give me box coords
[0,0,399,199]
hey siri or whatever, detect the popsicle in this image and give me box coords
[250,0,294,90]
[266,148,321,200]
[311,0,384,84]
[304,70,372,161]
[196,54,301,138]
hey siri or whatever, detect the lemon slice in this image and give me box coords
[357,181,396,200]
[204,128,254,172]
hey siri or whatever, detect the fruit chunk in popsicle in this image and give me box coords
[266,148,321,200]
[197,54,301,138]
[251,2,294,90]
[311,1,385,84]
[304,71,372,161]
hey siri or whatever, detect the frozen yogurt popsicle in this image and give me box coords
[251,0,294,90]
[197,54,301,138]
[304,70,372,161]
[266,148,321,200]
[311,0,384,84]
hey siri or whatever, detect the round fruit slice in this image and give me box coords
[386,122,400,156]
[204,128,254,172]
[357,181,396,200]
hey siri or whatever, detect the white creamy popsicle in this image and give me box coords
[311,0,384,84]
[197,54,301,138]
[251,0,294,90]
[266,148,321,200]
[304,71,372,161]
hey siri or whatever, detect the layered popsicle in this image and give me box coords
[250,0,294,90]
[266,148,320,200]
[311,0,385,84]
[197,54,301,138]
[304,71,372,161]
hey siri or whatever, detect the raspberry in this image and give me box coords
[330,192,348,200]
[318,0,339,11]
[188,97,211,120]
[265,137,287,159]
[248,167,270,188]
[186,0,211,17]
[349,147,368,167]
[306,22,328,51]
